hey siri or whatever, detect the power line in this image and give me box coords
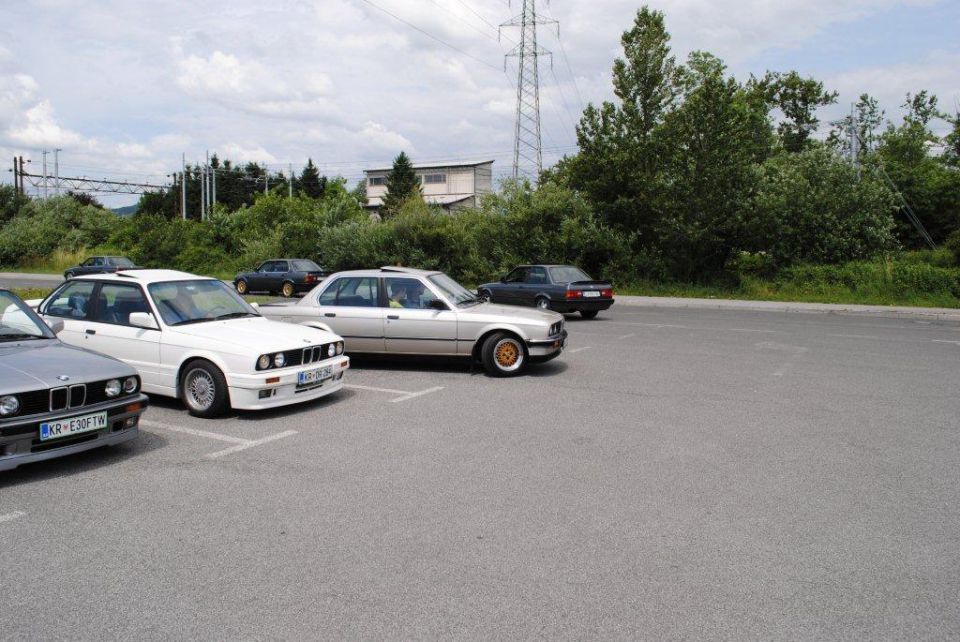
[541,4,586,111]
[426,0,501,43]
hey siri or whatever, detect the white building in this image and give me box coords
[363,160,494,212]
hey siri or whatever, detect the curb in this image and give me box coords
[615,295,960,323]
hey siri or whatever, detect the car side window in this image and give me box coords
[92,283,151,326]
[274,261,289,273]
[92,257,104,266]
[505,268,527,283]
[258,262,273,273]
[82,258,95,267]
[318,277,379,307]
[44,281,96,319]
[384,278,441,310]
[526,267,547,284]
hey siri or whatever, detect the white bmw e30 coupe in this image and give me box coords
[36,270,349,417]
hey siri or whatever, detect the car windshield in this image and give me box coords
[148,280,259,326]
[428,273,481,306]
[109,257,136,267]
[0,291,51,341]
[292,260,322,271]
[548,266,591,284]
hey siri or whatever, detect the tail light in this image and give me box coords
[601,288,614,298]
[305,274,316,284]
[565,290,582,299]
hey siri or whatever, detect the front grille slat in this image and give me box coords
[69,384,86,408]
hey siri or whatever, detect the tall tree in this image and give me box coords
[298,158,326,199]
[381,151,421,217]
[763,71,838,152]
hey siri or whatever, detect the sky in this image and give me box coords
[1,0,958,207]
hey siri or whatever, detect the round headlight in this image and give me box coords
[105,379,122,397]
[336,341,344,355]
[0,395,20,416]
[123,377,138,393]
[327,343,336,357]
[257,355,271,370]
[274,353,286,368]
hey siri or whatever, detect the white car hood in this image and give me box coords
[167,316,340,353]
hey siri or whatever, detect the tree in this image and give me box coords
[828,93,885,158]
[381,151,421,217]
[298,158,326,199]
[763,71,838,152]
[67,190,104,209]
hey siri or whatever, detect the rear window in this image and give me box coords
[548,266,591,284]
[292,260,322,272]
[109,257,136,267]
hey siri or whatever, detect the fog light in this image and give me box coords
[124,416,137,427]
[258,389,272,399]
[105,379,122,397]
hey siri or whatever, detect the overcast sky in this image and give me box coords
[1,0,958,206]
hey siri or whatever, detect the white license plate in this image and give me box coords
[298,366,333,386]
[583,291,601,298]
[39,411,108,442]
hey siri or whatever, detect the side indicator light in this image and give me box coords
[265,377,280,384]
[125,403,142,413]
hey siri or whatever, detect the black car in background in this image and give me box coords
[478,264,615,319]
[64,256,139,279]
[233,259,328,297]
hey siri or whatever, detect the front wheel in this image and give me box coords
[580,310,599,319]
[281,281,295,298]
[478,289,492,302]
[481,332,527,377]
[181,360,230,418]
[235,279,249,295]
[535,296,551,311]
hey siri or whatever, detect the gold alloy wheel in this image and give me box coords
[495,340,521,368]
[282,282,294,297]
[236,280,248,294]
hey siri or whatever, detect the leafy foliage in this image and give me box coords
[381,151,421,218]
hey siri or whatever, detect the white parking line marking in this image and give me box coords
[932,340,960,346]
[345,383,444,403]
[731,328,779,334]
[829,333,880,340]
[0,511,26,524]
[617,333,635,340]
[569,346,592,353]
[141,420,297,459]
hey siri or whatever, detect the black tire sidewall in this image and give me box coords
[580,310,599,319]
[180,360,230,418]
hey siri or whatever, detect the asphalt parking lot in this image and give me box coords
[2,305,959,640]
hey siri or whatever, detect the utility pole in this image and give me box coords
[288,163,293,198]
[501,0,556,180]
[849,102,860,179]
[54,148,62,195]
[41,149,49,198]
[211,154,217,207]
[264,164,269,194]
[181,153,187,221]
[12,157,19,195]
[200,164,207,221]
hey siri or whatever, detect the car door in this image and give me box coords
[499,267,527,304]
[272,260,290,291]
[84,282,163,387]
[249,262,273,291]
[314,276,385,353]
[521,266,549,305]
[40,280,96,345]
[382,277,458,355]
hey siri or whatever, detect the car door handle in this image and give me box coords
[324,313,336,318]
[387,315,399,320]
[85,329,96,335]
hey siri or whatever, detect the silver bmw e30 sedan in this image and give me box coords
[0,289,148,471]
[257,267,568,376]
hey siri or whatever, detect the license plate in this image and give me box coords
[39,411,108,442]
[583,291,601,298]
[298,366,333,386]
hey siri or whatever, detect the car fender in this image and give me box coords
[472,322,533,344]
[172,350,240,396]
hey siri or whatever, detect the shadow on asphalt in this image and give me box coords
[141,387,359,423]
[347,354,569,378]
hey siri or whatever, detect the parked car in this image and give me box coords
[478,264,615,319]
[36,270,349,418]
[64,256,140,279]
[0,289,148,471]
[258,266,567,377]
[234,259,328,298]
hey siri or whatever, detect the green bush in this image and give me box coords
[946,230,960,266]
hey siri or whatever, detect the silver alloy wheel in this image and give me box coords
[536,297,550,310]
[184,367,217,412]
[479,290,491,302]
[493,337,524,373]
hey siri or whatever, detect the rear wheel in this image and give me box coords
[478,289,492,302]
[535,296,551,311]
[580,310,599,319]
[235,279,249,295]
[481,332,527,377]
[64,271,74,280]
[180,360,229,418]
[281,281,295,298]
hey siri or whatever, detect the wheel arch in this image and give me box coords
[174,353,233,398]
[471,326,528,361]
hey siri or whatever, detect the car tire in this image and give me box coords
[535,296,551,311]
[478,289,492,302]
[180,360,230,418]
[580,310,599,319]
[281,281,295,298]
[481,332,527,377]
[235,279,249,295]
[64,271,74,279]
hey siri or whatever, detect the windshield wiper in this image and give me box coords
[0,333,44,341]
[169,318,214,326]
[213,312,258,321]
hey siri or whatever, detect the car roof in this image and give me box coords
[323,267,443,279]
[68,269,216,285]
[261,258,314,262]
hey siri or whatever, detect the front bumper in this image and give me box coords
[527,329,568,361]
[0,393,148,472]
[226,356,350,410]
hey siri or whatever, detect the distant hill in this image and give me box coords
[112,204,139,217]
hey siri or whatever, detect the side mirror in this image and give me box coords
[428,299,449,311]
[48,319,65,335]
[129,312,160,330]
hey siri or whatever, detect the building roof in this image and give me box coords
[365,194,474,208]
[364,159,494,173]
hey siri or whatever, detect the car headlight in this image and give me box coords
[257,354,271,370]
[105,379,122,397]
[336,341,344,355]
[0,395,19,416]
[327,343,336,357]
[274,353,286,368]
[123,377,139,394]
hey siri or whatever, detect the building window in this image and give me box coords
[423,173,446,184]
[368,176,386,186]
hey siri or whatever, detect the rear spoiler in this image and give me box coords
[568,280,610,287]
